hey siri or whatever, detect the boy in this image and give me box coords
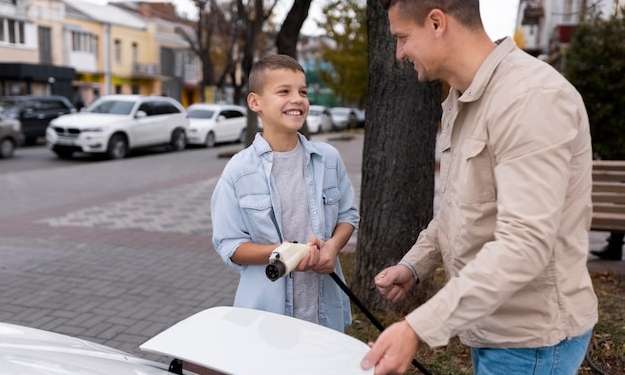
[210,54,359,332]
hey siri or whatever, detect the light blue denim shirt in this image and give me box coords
[211,133,359,331]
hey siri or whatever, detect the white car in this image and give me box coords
[46,95,189,159]
[0,322,173,374]
[1,307,373,375]
[186,104,247,147]
[329,107,358,130]
[306,105,333,134]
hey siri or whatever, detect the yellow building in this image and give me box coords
[62,0,160,104]
[113,2,203,107]
[109,22,160,96]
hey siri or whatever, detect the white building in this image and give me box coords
[515,0,624,56]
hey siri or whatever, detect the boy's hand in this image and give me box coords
[375,265,415,303]
[311,238,340,274]
[295,242,320,271]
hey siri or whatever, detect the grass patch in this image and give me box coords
[340,253,625,374]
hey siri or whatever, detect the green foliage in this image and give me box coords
[564,10,625,159]
[319,0,367,106]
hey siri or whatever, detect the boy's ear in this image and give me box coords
[247,92,262,114]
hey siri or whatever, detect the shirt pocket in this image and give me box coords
[457,139,496,204]
[322,187,340,238]
[238,193,278,242]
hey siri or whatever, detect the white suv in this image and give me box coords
[186,104,247,147]
[46,95,188,159]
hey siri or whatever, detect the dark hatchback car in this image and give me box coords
[0,96,75,145]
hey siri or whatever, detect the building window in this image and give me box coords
[0,18,29,46]
[8,19,16,44]
[71,31,98,53]
[131,42,138,64]
[115,85,122,94]
[18,20,24,44]
[114,39,121,64]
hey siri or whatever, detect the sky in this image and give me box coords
[97,0,521,41]
[171,0,521,41]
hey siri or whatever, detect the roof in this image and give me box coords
[63,0,147,29]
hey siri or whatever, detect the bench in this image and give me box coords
[592,161,625,231]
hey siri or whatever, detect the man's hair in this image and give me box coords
[248,54,306,94]
[380,0,483,29]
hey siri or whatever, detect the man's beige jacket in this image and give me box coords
[402,37,598,348]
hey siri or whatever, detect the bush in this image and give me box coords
[564,11,625,159]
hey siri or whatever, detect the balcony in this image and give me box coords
[132,62,160,78]
[522,5,545,25]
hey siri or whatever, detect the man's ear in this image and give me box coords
[247,92,262,114]
[427,9,447,36]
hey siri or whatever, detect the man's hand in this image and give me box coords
[311,237,340,274]
[295,242,320,271]
[375,265,416,303]
[361,321,420,375]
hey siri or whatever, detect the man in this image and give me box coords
[361,1,598,374]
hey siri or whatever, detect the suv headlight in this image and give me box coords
[82,127,103,133]
[12,121,21,132]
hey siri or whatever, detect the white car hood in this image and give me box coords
[141,306,373,375]
[52,113,130,128]
[0,323,170,375]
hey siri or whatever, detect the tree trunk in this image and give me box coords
[276,0,312,139]
[354,0,441,313]
[276,0,312,59]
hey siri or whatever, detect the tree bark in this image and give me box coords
[354,0,441,312]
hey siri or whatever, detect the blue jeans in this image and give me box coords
[471,331,592,375]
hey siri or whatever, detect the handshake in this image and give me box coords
[265,240,340,281]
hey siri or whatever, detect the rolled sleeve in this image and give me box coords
[336,155,359,229]
[406,88,579,347]
[211,176,250,272]
[400,218,441,282]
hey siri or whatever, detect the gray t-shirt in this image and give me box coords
[271,141,320,324]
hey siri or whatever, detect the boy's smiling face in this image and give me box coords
[248,69,309,133]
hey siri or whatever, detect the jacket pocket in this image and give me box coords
[458,139,496,204]
[238,194,277,242]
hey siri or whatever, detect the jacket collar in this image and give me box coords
[457,37,516,103]
[252,132,322,159]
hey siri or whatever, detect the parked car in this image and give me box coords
[307,105,333,133]
[354,108,366,128]
[186,104,247,147]
[0,96,75,145]
[329,107,358,130]
[0,115,23,158]
[46,95,188,160]
[0,322,176,375]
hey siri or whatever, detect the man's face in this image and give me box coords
[249,69,309,133]
[388,5,441,82]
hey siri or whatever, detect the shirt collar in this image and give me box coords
[252,132,322,158]
[457,37,516,103]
